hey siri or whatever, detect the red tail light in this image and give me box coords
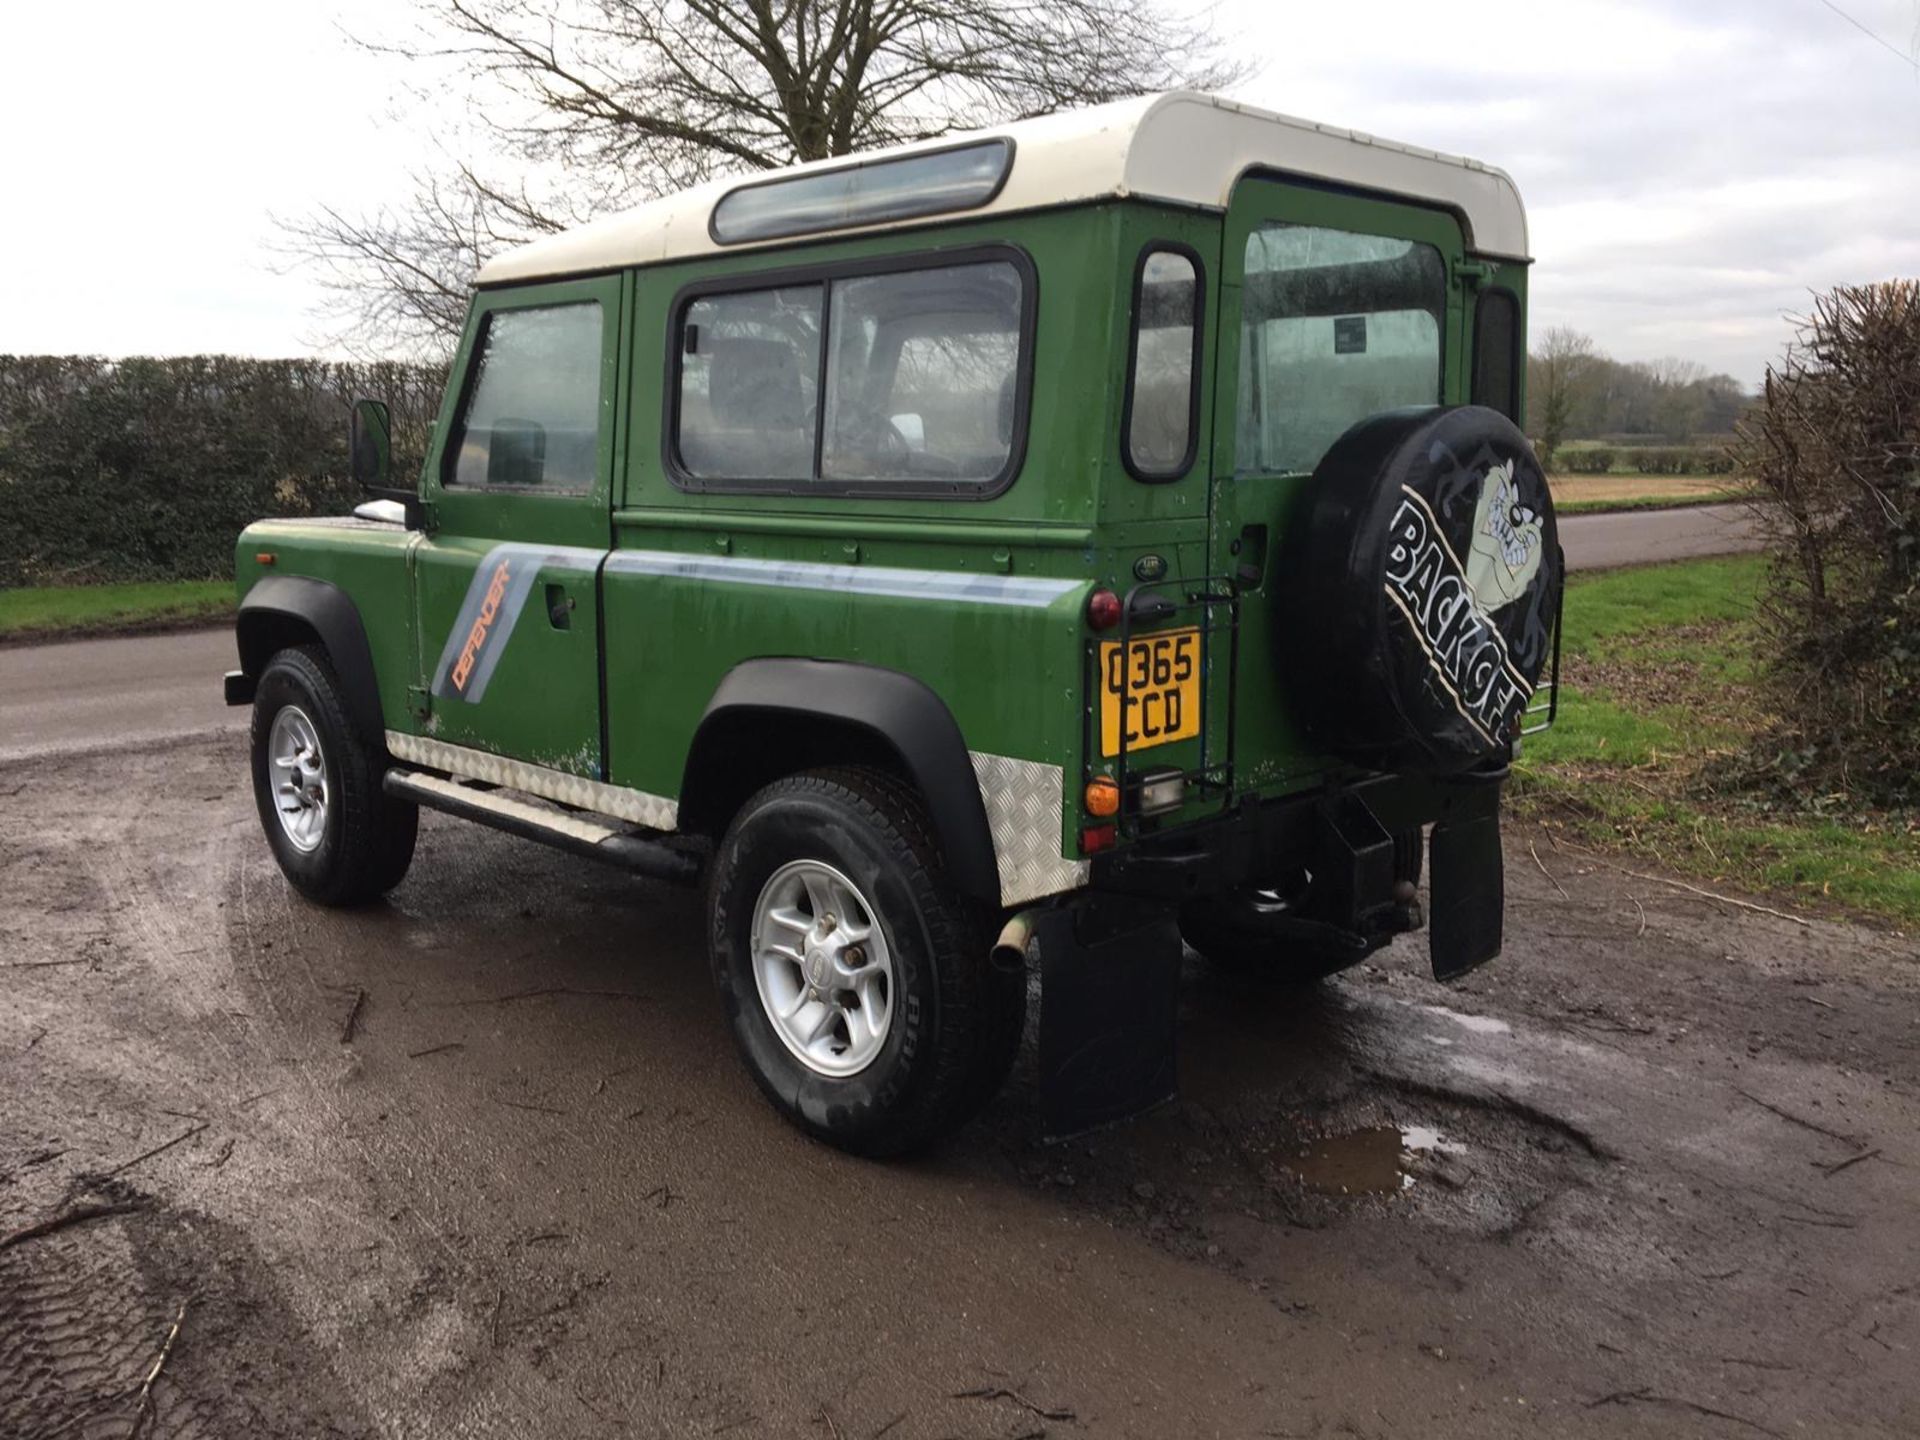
[1080,823,1117,854]
[1086,587,1122,631]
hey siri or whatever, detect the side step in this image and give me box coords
[383,769,701,884]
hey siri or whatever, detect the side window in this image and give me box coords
[1124,246,1203,480]
[1235,223,1446,476]
[1472,287,1522,422]
[448,303,604,492]
[823,262,1022,483]
[670,253,1030,494]
[677,285,823,482]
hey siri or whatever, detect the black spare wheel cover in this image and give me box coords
[1277,405,1561,774]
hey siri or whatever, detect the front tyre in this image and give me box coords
[708,768,1023,1157]
[250,645,416,906]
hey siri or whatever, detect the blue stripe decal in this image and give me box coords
[604,550,1078,608]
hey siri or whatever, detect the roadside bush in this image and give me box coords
[1733,281,1920,805]
[0,356,445,586]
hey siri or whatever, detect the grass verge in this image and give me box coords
[0,580,233,642]
[1514,554,1920,929]
[1556,492,1750,516]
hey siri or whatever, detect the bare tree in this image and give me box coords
[1527,326,1599,467]
[286,0,1247,354]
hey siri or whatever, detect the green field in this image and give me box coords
[0,580,232,641]
[1514,555,1920,928]
[1549,471,1749,515]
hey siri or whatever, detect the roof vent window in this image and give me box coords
[710,139,1013,245]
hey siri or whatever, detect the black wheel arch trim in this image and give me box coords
[679,659,1000,902]
[235,576,386,746]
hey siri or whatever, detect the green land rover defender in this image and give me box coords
[226,92,1561,1153]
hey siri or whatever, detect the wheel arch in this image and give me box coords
[236,576,385,746]
[678,659,1000,903]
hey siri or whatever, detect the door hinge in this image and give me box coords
[407,685,432,720]
[1452,258,1495,290]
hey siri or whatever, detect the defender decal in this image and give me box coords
[430,544,602,703]
[1383,485,1533,744]
[450,555,512,695]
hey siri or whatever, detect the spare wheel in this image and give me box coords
[1275,405,1562,775]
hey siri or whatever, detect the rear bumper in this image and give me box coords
[1034,769,1508,1137]
[1089,766,1508,979]
[1090,766,1504,902]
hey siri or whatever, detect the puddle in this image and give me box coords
[1282,1125,1468,1195]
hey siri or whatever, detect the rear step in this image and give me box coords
[383,769,701,884]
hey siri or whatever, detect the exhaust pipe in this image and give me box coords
[992,911,1038,971]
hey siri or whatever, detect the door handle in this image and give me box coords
[545,582,575,630]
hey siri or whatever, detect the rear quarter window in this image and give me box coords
[1124,245,1204,481]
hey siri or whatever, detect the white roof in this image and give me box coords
[479,91,1529,285]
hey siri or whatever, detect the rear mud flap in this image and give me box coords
[1034,898,1181,1142]
[1429,813,1504,980]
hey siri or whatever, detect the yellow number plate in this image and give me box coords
[1098,627,1201,757]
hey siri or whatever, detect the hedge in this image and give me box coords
[1551,444,1740,477]
[1557,446,1616,474]
[1622,444,1741,476]
[0,356,446,586]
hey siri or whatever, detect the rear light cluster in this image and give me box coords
[1078,773,1184,853]
[1085,587,1122,631]
[1135,770,1185,816]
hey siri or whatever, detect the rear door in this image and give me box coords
[414,275,625,775]
[1210,178,1470,792]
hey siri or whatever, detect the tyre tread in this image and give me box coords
[709,765,1023,1156]
[251,645,416,906]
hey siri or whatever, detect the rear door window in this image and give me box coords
[1235,224,1446,475]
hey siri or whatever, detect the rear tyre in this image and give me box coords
[250,645,417,906]
[1181,829,1423,985]
[708,767,1024,1157]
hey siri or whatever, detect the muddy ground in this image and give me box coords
[2,730,1916,1439]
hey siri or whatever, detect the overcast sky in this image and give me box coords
[3,0,1916,383]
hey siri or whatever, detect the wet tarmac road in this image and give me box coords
[1555,502,1761,571]
[0,628,237,761]
[4,730,1917,1438]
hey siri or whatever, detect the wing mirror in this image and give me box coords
[350,397,424,529]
